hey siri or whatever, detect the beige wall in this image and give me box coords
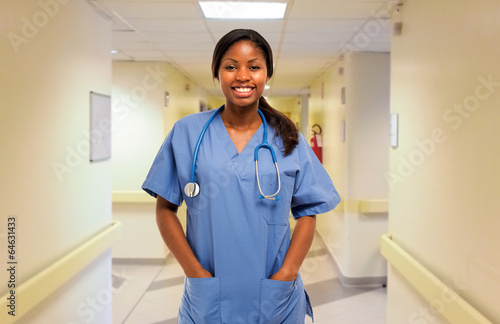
[207,95,225,110]
[162,66,207,136]
[309,61,346,193]
[111,62,165,191]
[309,60,348,279]
[387,0,500,322]
[111,61,207,259]
[0,0,113,322]
[111,61,203,191]
[343,52,389,281]
[309,52,390,283]
[267,96,301,127]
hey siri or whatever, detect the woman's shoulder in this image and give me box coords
[170,110,221,139]
[175,110,218,127]
[284,132,313,162]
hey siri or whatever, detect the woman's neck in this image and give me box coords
[220,103,262,154]
[221,103,261,130]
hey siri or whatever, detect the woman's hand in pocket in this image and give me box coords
[269,267,297,282]
[187,267,213,278]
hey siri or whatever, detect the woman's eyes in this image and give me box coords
[223,65,262,71]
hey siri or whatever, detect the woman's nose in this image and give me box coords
[235,68,249,81]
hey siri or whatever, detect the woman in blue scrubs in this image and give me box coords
[142,29,340,323]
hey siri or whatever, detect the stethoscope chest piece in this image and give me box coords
[184,182,200,198]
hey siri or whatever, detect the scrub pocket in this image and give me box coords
[259,278,306,324]
[178,277,221,324]
[260,175,295,225]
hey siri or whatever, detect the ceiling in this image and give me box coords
[89,0,394,97]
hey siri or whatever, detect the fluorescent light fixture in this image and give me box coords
[199,1,287,19]
[111,50,118,54]
[265,85,270,90]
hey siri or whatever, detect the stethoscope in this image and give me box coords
[184,106,281,201]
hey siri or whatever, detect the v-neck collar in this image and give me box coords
[213,113,264,178]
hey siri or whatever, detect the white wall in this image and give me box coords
[343,52,389,280]
[309,61,346,274]
[111,62,167,191]
[111,61,206,259]
[387,0,500,322]
[0,0,113,322]
[310,53,390,284]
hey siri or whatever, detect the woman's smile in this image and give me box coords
[232,86,255,96]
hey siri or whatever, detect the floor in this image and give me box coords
[112,235,387,324]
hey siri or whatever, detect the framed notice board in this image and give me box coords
[89,91,111,162]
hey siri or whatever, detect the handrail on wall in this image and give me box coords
[112,190,156,203]
[380,234,493,324]
[0,221,122,324]
[335,198,388,214]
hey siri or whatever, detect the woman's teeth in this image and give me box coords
[234,87,253,93]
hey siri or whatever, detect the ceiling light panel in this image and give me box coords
[199,1,287,19]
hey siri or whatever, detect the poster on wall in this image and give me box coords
[89,91,111,162]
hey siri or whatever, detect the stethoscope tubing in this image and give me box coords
[186,106,280,201]
[189,106,224,184]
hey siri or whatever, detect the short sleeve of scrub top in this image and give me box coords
[142,124,183,206]
[291,133,341,218]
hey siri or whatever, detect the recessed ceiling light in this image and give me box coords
[199,1,287,19]
[111,50,118,54]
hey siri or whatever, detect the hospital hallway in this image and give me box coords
[2,0,500,324]
[112,235,387,324]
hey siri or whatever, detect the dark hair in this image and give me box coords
[211,29,299,156]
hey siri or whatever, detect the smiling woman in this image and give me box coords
[142,29,341,323]
[217,40,269,116]
[211,29,299,156]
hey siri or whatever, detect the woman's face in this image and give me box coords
[217,40,269,110]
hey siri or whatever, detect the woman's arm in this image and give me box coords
[270,215,316,281]
[156,195,212,278]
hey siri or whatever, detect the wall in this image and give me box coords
[267,96,301,127]
[310,52,390,285]
[387,0,500,322]
[309,60,347,280]
[207,95,225,110]
[0,0,113,323]
[343,52,389,282]
[111,61,205,259]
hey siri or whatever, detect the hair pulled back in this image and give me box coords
[212,29,299,156]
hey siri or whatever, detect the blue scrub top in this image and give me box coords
[142,108,340,324]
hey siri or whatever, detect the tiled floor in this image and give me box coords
[112,235,387,324]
